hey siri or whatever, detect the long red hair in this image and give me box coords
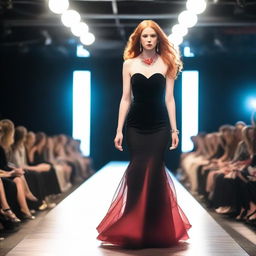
[123,20,183,79]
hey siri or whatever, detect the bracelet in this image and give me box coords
[170,129,179,135]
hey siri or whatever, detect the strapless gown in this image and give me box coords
[96,73,191,248]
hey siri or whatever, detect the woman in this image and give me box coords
[43,136,73,192]
[11,126,49,210]
[96,20,191,248]
[0,177,21,223]
[26,132,61,198]
[0,119,35,219]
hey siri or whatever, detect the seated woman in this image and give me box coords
[65,137,94,179]
[0,119,35,220]
[43,136,72,192]
[204,125,240,201]
[0,176,21,223]
[209,126,255,219]
[10,126,47,210]
[196,132,225,199]
[180,133,211,194]
[231,126,256,222]
[23,132,61,207]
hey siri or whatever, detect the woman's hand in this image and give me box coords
[12,168,25,177]
[0,170,15,178]
[170,132,179,150]
[114,132,123,151]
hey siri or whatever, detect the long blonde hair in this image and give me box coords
[0,119,15,149]
[123,20,183,79]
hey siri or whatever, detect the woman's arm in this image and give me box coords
[0,169,16,178]
[165,76,179,148]
[165,76,177,131]
[114,60,132,151]
[27,146,36,164]
[116,60,132,133]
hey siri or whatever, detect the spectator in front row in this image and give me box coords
[179,121,256,225]
[0,119,36,219]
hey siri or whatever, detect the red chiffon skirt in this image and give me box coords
[96,126,191,248]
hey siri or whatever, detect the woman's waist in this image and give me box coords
[130,101,166,110]
[127,107,168,120]
[132,99,165,104]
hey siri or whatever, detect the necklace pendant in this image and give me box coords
[143,58,153,65]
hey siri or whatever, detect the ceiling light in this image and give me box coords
[80,33,95,45]
[61,10,81,27]
[48,0,69,14]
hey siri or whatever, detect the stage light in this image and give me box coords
[71,22,89,37]
[41,30,52,46]
[247,97,256,111]
[73,71,91,156]
[76,45,90,58]
[178,10,198,28]
[172,24,188,37]
[48,0,69,14]
[168,33,183,46]
[61,10,81,27]
[186,0,207,15]
[181,71,199,152]
[184,46,195,57]
[80,32,95,46]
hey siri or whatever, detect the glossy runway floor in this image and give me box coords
[7,161,249,256]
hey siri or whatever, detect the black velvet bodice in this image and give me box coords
[126,73,170,130]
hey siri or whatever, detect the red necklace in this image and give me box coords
[141,54,157,65]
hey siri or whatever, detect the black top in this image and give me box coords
[126,73,170,131]
[0,146,12,171]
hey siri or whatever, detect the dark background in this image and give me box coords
[1,50,255,171]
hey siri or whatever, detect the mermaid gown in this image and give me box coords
[96,73,191,248]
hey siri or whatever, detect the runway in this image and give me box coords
[7,161,249,256]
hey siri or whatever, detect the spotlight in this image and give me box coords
[76,45,90,58]
[168,34,183,46]
[71,22,89,37]
[248,97,256,111]
[48,0,69,14]
[80,33,95,46]
[61,10,81,27]
[172,24,188,37]
[178,10,198,28]
[186,0,207,15]
[184,46,195,57]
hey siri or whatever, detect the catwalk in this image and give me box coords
[7,161,248,256]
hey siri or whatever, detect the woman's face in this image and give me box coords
[8,130,15,147]
[27,133,36,147]
[140,27,158,52]
[40,137,46,147]
[222,129,233,144]
[47,137,53,148]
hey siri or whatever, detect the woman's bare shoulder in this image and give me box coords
[123,58,138,73]
[158,55,166,64]
[123,57,138,66]
[157,55,168,72]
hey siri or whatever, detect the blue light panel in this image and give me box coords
[181,71,199,152]
[72,71,91,156]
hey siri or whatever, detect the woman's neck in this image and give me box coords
[1,143,10,152]
[35,145,42,153]
[140,49,156,59]
[25,143,32,151]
